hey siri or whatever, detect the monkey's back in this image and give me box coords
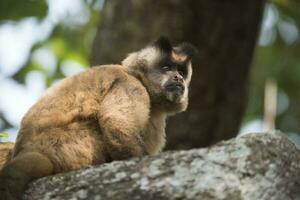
[12,65,146,172]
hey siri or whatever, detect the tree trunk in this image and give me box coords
[91,0,266,149]
[24,132,300,200]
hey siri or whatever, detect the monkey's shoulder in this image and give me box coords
[67,65,144,91]
[40,64,143,98]
[89,65,149,97]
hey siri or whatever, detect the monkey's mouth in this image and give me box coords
[165,83,184,93]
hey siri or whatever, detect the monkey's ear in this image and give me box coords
[175,43,198,59]
[153,36,172,53]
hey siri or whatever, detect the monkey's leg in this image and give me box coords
[0,152,53,200]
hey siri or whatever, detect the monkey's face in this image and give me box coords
[123,37,195,114]
[145,53,192,114]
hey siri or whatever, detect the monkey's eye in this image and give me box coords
[178,69,185,76]
[162,66,171,71]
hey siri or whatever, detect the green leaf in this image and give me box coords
[0,0,48,21]
[47,37,69,59]
[0,133,8,138]
[66,52,89,67]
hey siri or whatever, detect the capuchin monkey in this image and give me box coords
[0,37,195,200]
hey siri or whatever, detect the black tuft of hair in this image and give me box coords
[175,42,198,58]
[153,36,172,53]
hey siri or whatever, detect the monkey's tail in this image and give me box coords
[0,142,14,169]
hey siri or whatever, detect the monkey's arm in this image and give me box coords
[98,78,150,160]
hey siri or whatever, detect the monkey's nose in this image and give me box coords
[173,75,183,83]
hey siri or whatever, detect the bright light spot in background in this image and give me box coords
[259,28,277,46]
[0,18,47,77]
[0,72,46,143]
[46,0,90,26]
[263,4,279,29]
[25,71,47,95]
[278,17,299,45]
[61,60,86,77]
[0,78,41,127]
[277,90,289,115]
[32,48,57,76]
[259,3,279,46]
[259,3,299,46]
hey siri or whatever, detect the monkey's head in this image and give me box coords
[122,37,196,114]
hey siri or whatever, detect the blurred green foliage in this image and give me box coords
[246,0,300,133]
[0,133,8,138]
[0,0,101,131]
[11,0,100,86]
[0,0,48,21]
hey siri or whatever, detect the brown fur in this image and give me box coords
[0,38,194,200]
[0,143,14,169]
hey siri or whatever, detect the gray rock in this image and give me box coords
[24,132,300,200]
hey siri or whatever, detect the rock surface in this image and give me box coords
[24,132,300,200]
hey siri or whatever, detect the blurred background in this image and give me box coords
[0,0,299,148]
